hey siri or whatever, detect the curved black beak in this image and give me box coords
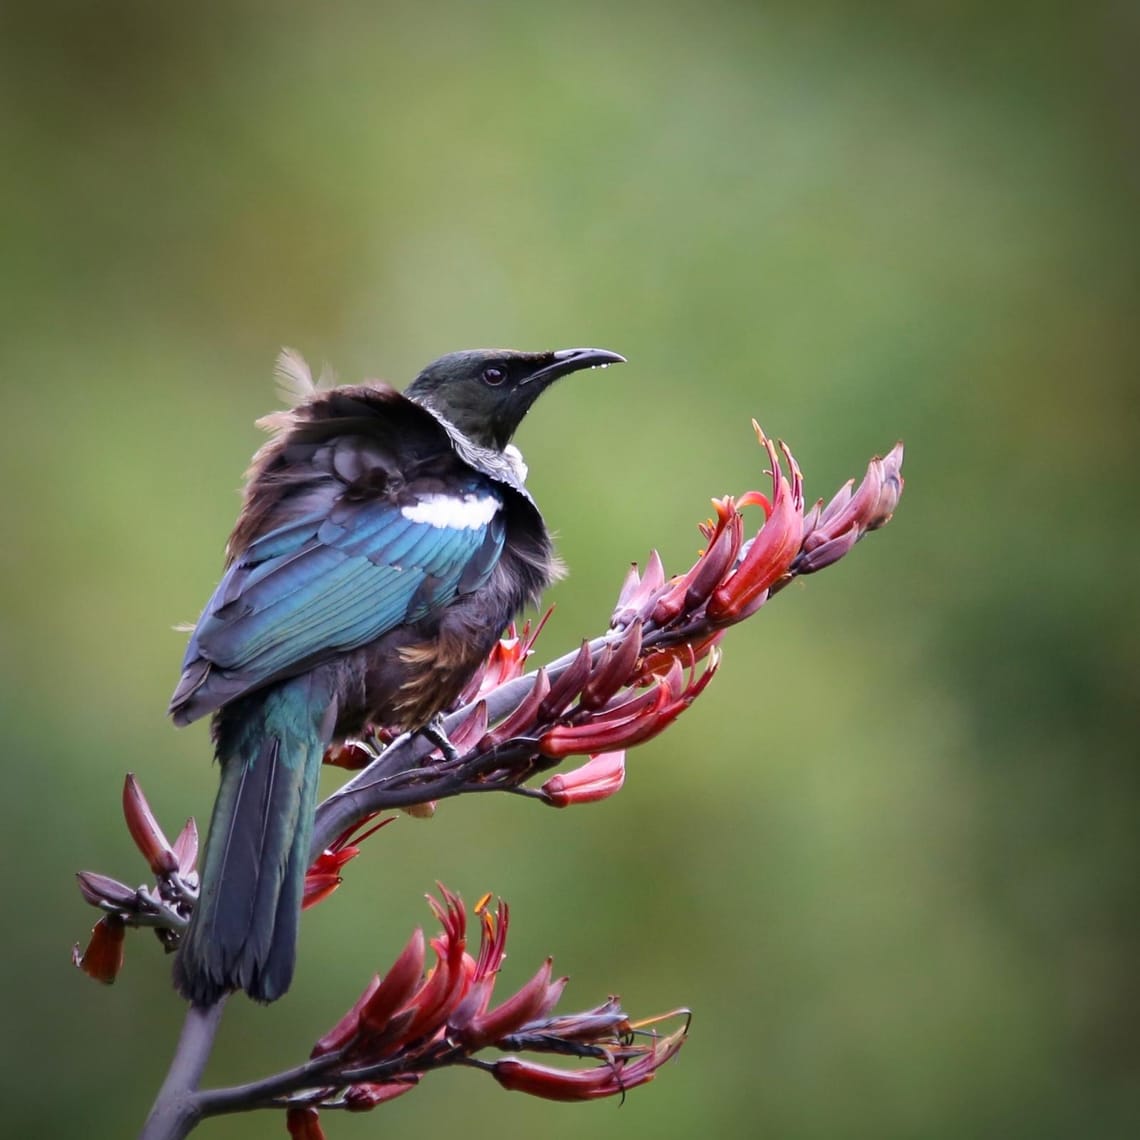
[520,347,626,386]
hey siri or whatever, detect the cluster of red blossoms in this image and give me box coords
[75,424,903,1129]
[73,777,389,984]
[76,785,688,1128]
[284,889,687,1138]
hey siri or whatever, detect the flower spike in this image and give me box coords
[296,891,689,1119]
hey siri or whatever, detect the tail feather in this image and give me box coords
[174,675,334,1005]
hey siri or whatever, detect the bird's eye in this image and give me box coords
[481,366,507,386]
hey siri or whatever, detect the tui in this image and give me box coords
[170,346,624,1006]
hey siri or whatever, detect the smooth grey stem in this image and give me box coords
[196,1050,347,1117]
[139,1000,227,1140]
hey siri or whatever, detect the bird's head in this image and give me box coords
[405,348,625,451]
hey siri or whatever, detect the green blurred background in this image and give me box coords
[2,2,1136,1137]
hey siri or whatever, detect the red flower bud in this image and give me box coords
[122,774,177,876]
[437,700,487,756]
[611,550,666,628]
[650,509,744,626]
[579,620,643,711]
[799,442,905,566]
[537,685,669,758]
[312,926,425,1058]
[796,523,859,573]
[486,667,550,746]
[312,973,380,1058]
[538,641,592,720]
[301,872,344,910]
[392,891,469,1047]
[357,927,428,1037]
[460,611,552,703]
[638,630,724,678]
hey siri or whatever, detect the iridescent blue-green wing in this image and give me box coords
[170,487,505,723]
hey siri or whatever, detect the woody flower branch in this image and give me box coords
[311,423,904,846]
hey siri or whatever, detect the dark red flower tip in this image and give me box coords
[452,958,567,1049]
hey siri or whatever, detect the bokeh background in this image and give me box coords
[2,2,1136,1137]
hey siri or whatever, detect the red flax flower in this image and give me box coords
[302,815,393,910]
[291,889,687,1132]
[609,424,903,636]
[490,1015,688,1101]
[541,751,627,807]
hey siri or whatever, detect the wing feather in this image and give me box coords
[174,487,506,721]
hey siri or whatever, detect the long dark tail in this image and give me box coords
[174,674,336,1006]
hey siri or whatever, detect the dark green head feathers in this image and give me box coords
[405,347,625,451]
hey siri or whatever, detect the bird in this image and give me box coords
[170,346,624,1006]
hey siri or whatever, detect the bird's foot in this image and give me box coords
[420,715,460,763]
